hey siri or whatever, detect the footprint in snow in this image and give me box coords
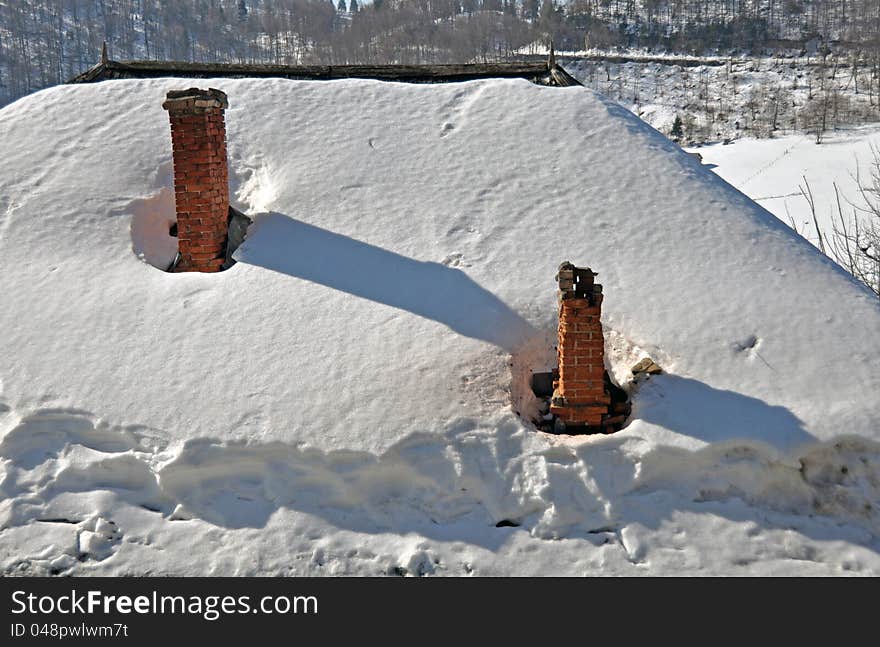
[440,253,463,268]
[733,335,774,370]
[733,334,759,355]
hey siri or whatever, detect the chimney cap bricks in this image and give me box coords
[162,87,228,111]
[556,261,602,303]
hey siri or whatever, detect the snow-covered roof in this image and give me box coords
[1,77,878,575]
[4,75,875,452]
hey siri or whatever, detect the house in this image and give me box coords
[0,59,878,575]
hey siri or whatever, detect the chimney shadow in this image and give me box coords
[634,374,817,452]
[235,212,535,351]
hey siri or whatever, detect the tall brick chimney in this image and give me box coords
[162,88,230,273]
[550,262,611,428]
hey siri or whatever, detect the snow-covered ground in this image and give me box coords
[0,78,878,576]
[689,125,880,252]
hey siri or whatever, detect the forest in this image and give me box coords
[2,1,879,108]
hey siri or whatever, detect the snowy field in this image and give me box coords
[689,125,880,252]
[0,78,878,576]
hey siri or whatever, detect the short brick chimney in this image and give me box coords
[162,88,230,273]
[550,262,611,428]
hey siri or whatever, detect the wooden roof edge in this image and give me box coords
[68,59,582,86]
[549,65,582,87]
[68,61,107,84]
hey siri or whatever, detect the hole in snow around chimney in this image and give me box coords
[509,327,635,437]
[128,185,252,273]
[128,187,178,271]
[526,365,631,435]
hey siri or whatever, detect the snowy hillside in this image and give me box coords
[0,78,878,576]
[563,54,880,143]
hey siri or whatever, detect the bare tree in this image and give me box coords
[830,147,880,297]
[799,176,828,254]
[801,150,880,298]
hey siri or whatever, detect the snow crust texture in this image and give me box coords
[0,78,878,575]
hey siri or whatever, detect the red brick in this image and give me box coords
[560,366,605,381]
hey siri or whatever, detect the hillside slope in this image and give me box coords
[0,78,878,576]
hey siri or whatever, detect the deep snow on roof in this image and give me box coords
[2,77,880,576]
[1,77,876,454]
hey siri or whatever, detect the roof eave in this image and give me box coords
[67,59,583,87]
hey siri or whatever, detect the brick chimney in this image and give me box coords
[550,262,611,428]
[162,88,230,273]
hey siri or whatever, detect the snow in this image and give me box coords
[0,77,878,576]
[689,126,880,250]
